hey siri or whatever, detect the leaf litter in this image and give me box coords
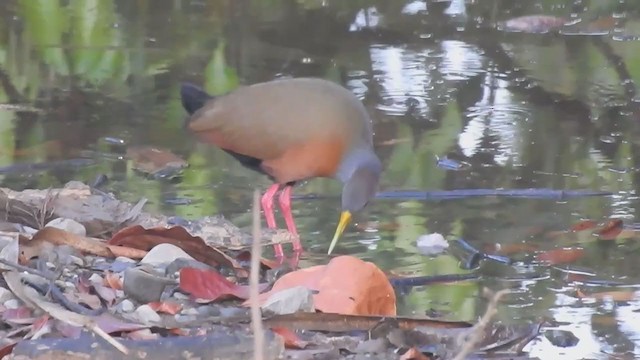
[0,182,549,360]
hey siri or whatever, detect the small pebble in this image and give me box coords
[68,255,85,267]
[196,305,216,316]
[134,304,161,324]
[4,299,20,309]
[88,273,103,284]
[0,287,14,303]
[115,256,137,264]
[140,243,196,266]
[174,314,198,323]
[119,299,135,313]
[181,307,199,316]
[45,218,87,237]
[173,292,189,300]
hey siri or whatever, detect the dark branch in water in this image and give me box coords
[293,188,612,201]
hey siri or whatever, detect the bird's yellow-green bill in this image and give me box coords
[327,211,351,254]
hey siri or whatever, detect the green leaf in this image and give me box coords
[204,41,239,95]
[19,0,69,75]
[69,0,124,84]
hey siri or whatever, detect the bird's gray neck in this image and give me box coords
[335,147,382,184]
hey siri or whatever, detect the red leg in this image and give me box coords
[278,184,301,268]
[278,185,301,251]
[261,184,283,258]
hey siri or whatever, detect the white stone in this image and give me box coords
[45,218,87,237]
[262,286,315,315]
[4,299,20,309]
[140,243,195,266]
[119,299,135,313]
[134,304,161,324]
[0,287,14,303]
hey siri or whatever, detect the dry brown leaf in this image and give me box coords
[22,227,114,259]
[105,244,148,259]
[254,255,396,316]
[108,225,241,271]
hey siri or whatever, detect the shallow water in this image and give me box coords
[2,0,640,358]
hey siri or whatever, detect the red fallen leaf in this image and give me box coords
[537,248,585,265]
[400,347,431,360]
[598,219,623,240]
[271,327,309,349]
[570,220,598,232]
[500,15,568,33]
[148,301,182,315]
[253,255,396,316]
[0,341,16,359]
[104,271,123,290]
[179,267,248,301]
[108,225,240,271]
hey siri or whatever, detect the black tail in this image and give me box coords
[180,82,213,115]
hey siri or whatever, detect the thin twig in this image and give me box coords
[0,258,55,280]
[250,188,265,360]
[452,288,511,360]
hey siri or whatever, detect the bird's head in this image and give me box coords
[328,152,382,254]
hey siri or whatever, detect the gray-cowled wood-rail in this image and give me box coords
[180,77,382,263]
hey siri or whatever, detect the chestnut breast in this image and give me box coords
[187,78,374,184]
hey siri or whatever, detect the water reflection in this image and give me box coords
[1,0,640,357]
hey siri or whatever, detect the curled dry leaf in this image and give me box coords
[255,255,396,316]
[22,227,114,259]
[147,301,182,315]
[108,225,240,271]
[271,327,309,349]
[536,248,584,265]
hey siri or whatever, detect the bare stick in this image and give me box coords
[452,288,511,360]
[250,188,265,360]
